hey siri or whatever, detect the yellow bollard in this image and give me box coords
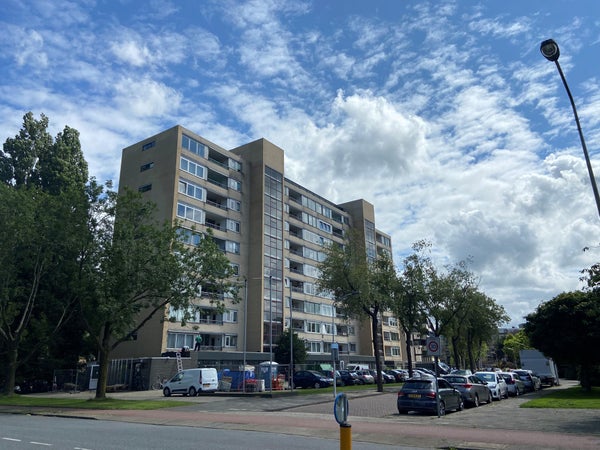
[340,423,352,450]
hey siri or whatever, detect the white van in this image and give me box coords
[162,368,218,396]
[347,364,370,372]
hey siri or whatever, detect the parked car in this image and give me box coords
[411,368,436,380]
[475,371,508,400]
[333,370,359,386]
[441,374,493,407]
[385,369,408,382]
[397,377,464,415]
[500,372,525,396]
[512,369,541,392]
[355,370,375,384]
[293,370,334,389]
[450,369,473,376]
[370,370,395,383]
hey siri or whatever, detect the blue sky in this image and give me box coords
[2,0,600,327]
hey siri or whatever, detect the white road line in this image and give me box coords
[29,442,52,446]
[2,437,22,442]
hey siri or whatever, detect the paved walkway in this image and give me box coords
[2,380,599,449]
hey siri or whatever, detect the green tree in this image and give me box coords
[82,188,239,399]
[502,330,530,366]
[318,231,395,392]
[0,113,91,395]
[524,290,600,391]
[274,329,307,368]
[394,242,429,377]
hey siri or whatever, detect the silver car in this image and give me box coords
[500,372,525,396]
[475,371,508,400]
[442,374,493,407]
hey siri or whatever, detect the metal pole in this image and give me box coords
[269,275,273,395]
[332,304,336,398]
[289,284,294,391]
[242,278,247,394]
[553,59,600,219]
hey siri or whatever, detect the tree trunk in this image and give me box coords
[404,331,414,378]
[94,323,112,399]
[580,363,592,392]
[2,343,19,395]
[371,313,384,392]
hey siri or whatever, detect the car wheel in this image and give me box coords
[457,398,464,411]
[473,395,479,407]
[163,387,171,397]
[514,388,519,397]
[438,402,446,416]
[339,380,345,387]
[314,382,321,389]
[487,390,493,403]
[189,387,197,397]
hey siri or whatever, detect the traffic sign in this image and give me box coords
[426,337,441,356]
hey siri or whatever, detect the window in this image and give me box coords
[226,241,240,254]
[230,263,239,275]
[140,162,154,172]
[226,219,240,233]
[304,302,320,315]
[228,178,241,191]
[177,228,202,246]
[303,283,317,296]
[224,335,237,348]
[178,179,206,201]
[318,220,332,234]
[228,158,241,172]
[177,202,205,224]
[180,157,206,179]
[223,310,238,323]
[320,304,333,318]
[138,184,152,192]
[303,264,320,278]
[182,134,207,158]
[227,198,241,211]
[307,341,322,353]
[306,321,320,333]
[142,141,155,151]
[387,317,398,327]
[167,332,195,349]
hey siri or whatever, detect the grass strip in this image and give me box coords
[0,395,188,410]
[520,386,600,409]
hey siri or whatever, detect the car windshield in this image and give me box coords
[444,376,466,384]
[477,373,495,382]
[403,380,432,389]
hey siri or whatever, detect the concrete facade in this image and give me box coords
[114,125,416,369]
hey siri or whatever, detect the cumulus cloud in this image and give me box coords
[2,0,600,327]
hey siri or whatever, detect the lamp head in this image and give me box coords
[540,39,560,62]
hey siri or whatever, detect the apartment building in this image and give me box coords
[114,125,409,369]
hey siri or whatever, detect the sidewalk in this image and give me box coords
[2,381,599,449]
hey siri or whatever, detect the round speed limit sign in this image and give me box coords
[426,337,440,356]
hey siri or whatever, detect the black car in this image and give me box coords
[336,370,359,386]
[293,370,334,389]
[397,377,464,415]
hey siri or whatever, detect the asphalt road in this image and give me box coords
[2,379,599,449]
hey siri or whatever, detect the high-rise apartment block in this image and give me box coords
[114,125,411,369]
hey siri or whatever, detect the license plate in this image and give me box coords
[408,394,421,399]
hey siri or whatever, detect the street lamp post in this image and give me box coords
[289,284,294,391]
[540,39,600,219]
[242,278,247,394]
[269,275,273,395]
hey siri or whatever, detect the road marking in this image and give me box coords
[3,437,22,442]
[30,442,52,446]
